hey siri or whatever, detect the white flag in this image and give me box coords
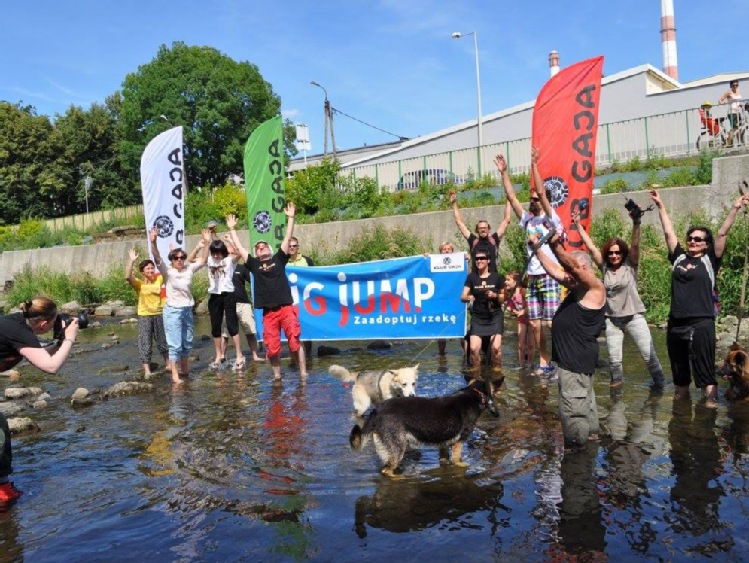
[140,126,186,261]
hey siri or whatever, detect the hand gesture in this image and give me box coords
[448,190,458,205]
[149,227,159,243]
[649,189,663,208]
[493,154,507,174]
[201,228,211,243]
[734,193,749,211]
[64,317,79,341]
[571,209,581,225]
[284,201,296,218]
[128,248,137,262]
[226,214,237,230]
[531,146,540,165]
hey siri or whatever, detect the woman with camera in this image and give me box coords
[650,189,749,402]
[0,296,80,503]
[573,204,666,390]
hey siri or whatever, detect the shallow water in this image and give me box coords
[4,318,749,561]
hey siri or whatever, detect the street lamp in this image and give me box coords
[310,80,336,159]
[451,31,483,157]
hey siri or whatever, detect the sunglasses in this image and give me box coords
[687,236,706,243]
[172,255,187,261]
[289,244,299,248]
[607,250,622,256]
[475,257,489,261]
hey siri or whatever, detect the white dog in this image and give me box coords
[329,364,419,416]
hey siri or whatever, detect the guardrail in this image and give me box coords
[343,104,748,192]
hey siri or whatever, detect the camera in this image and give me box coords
[53,312,89,341]
[624,198,646,221]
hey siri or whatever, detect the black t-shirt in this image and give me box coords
[246,251,294,309]
[0,313,42,372]
[466,233,501,272]
[668,244,721,320]
[552,290,605,374]
[464,271,505,321]
[231,264,252,304]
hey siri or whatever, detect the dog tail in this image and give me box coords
[349,424,364,450]
[329,364,356,382]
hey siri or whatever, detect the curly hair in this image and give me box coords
[601,237,630,264]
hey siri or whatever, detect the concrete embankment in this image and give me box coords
[1,154,747,286]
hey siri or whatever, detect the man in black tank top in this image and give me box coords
[535,232,606,449]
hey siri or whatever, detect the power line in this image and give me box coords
[330,107,409,141]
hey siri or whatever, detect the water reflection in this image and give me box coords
[668,399,732,552]
[354,470,503,536]
[552,443,606,558]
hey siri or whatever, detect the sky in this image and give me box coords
[2,1,747,157]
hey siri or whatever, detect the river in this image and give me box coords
[3,317,749,561]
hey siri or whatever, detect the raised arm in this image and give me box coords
[649,189,678,254]
[149,227,162,265]
[194,229,211,267]
[715,193,749,257]
[280,202,296,254]
[226,214,250,261]
[125,248,139,288]
[449,191,472,239]
[495,201,513,239]
[495,154,524,218]
[533,235,572,287]
[548,235,603,298]
[572,210,603,269]
[532,147,554,218]
[629,211,642,267]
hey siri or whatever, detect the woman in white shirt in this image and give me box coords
[206,239,243,370]
[150,227,210,384]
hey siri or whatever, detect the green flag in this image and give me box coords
[244,115,285,247]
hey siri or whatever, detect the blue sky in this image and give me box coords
[2,1,746,156]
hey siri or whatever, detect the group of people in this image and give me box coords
[450,147,749,448]
[127,203,311,384]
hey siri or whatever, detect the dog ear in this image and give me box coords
[737,351,748,371]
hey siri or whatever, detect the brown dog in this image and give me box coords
[721,347,749,401]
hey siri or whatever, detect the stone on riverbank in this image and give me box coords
[103,381,155,399]
[71,388,94,407]
[8,417,39,435]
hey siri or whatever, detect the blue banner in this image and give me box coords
[255,253,468,341]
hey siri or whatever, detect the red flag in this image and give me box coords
[531,56,604,250]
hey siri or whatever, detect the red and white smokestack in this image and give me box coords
[660,0,678,81]
[548,50,559,77]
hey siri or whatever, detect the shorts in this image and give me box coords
[526,274,561,322]
[222,302,257,338]
[262,305,301,358]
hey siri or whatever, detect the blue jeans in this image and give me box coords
[163,305,194,361]
[605,314,665,386]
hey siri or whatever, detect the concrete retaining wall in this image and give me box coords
[2,154,748,286]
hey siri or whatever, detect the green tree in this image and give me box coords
[118,42,283,188]
[49,101,133,214]
[0,102,59,223]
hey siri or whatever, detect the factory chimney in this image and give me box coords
[660,0,678,80]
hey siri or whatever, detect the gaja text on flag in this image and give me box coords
[532,56,604,250]
[140,126,186,260]
[244,115,286,249]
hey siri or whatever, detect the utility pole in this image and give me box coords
[311,81,336,159]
